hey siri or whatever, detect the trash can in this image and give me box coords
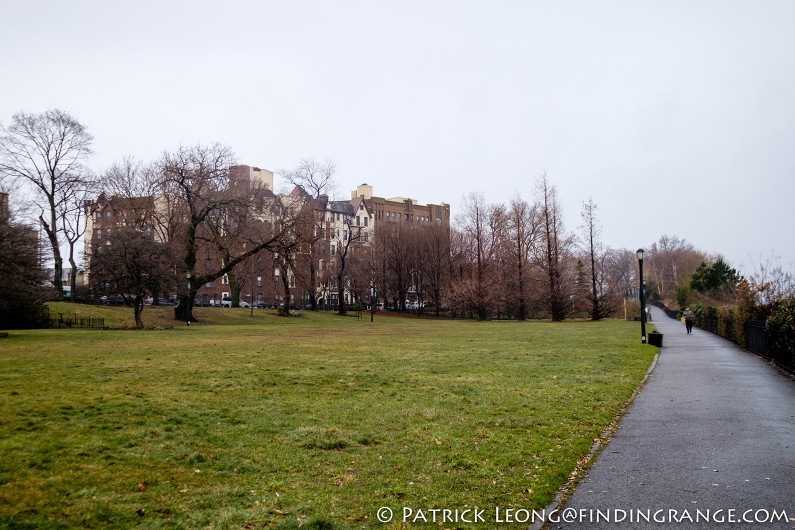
[648,332,663,347]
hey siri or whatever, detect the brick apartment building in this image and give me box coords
[82,167,449,307]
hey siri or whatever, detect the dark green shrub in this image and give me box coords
[766,299,795,361]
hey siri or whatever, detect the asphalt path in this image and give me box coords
[546,306,795,529]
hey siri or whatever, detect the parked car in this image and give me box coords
[211,297,233,307]
[107,294,126,305]
[239,300,251,308]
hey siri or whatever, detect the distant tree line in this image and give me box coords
[2,107,793,351]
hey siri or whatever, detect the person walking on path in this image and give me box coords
[682,307,694,334]
[549,305,795,530]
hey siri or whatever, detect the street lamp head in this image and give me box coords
[636,248,645,261]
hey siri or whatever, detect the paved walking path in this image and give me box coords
[550,306,795,529]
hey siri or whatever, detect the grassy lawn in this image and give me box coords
[0,306,655,529]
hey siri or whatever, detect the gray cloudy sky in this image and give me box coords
[2,0,794,274]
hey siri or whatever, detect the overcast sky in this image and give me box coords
[2,0,793,274]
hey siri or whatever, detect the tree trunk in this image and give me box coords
[309,261,318,310]
[280,266,291,315]
[174,292,195,322]
[134,295,144,329]
[68,242,78,302]
[41,215,64,298]
[337,270,346,315]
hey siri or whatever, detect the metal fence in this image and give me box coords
[745,320,794,372]
[653,302,793,374]
[650,300,678,319]
[746,320,766,357]
[49,313,105,329]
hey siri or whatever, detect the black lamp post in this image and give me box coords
[637,248,646,344]
[186,271,192,326]
[370,284,375,323]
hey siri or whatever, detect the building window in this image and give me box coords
[256,276,262,287]
[222,274,229,285]
[105,211,112,221]
[356,215,360,226]
[364,217,368,227]
[96,229,102,240]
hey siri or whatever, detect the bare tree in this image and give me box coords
[647,234,704,300]
[579,198,617,320]
[101,157,172,304]
[419,223,451,316]
[0,109,93,296]
[280,159,338,310]
[447,227,470,318]
[604,247,641,303]
[456,192,503,320]
[379,222,412,311]
[330,209,365,315]
[0,213,50,328]
[506,194,540,320]
[155,144,293,322]
[280,158,338,199]
[60,172,99,299]
[536,174,572,321]
[748,252,795,306]
[90,227,173,328]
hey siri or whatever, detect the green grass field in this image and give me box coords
[0,305,656,529]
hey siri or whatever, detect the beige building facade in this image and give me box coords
[351,183,450,229]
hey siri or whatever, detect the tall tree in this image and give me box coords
[536,174,571,321]
[419,222,451,317]
[0,109,93,296]
[379,222,412,312]
[280,159,337,310]
[647,234,704,300]
[90,226,173,328]
[690,258,741,298]
[748,253,795,306]
[457,192,502,320]
[101,157,172,304]
[281,158,338,199]
[0,213,50,328]
[60,172,99,299]
[156,144,292,322]
[506,194,539,320]
[330,207,365,315]
[579,198,616,320]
